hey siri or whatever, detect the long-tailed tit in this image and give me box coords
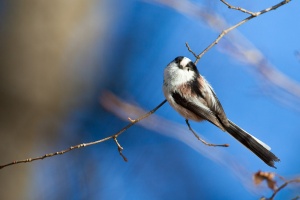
[163,56,280,168]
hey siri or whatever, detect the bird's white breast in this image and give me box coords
[164,62,195,89]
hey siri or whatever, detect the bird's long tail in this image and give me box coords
[225,120,280,168]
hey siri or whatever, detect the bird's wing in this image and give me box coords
[171,91,225,130]
[204,82,230,127]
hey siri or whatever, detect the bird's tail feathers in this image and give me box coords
[225,120,280,168]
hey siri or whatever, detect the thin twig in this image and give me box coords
[193,0,291,64]
[0,0,292,171]
[255,171,300,200]
[220,0,257,16]
[268,178,300,200]
[113,136,128,162]
[185,119,229,147]
[0,100,167,170]
[185,42,199,59]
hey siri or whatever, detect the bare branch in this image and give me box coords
[194,0,292,64]
[0,99,167,170]
[113,136,128,162]
[102,92,265,193]
[0,0,293,173]
[254,171,300,200]
[155,0,300,107]
[185,42,199,60]
[185,119,229,147]
[220,0,257,16]
[268,178,300,200]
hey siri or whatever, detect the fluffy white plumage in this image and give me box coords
[163,57,196,87]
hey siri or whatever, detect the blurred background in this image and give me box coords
[0,0,299,199]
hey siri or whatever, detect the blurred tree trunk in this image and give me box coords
[0,0,105,199]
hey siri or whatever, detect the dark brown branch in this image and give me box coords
[185,119,229,147]
[193,0,291,64]
[0,100,167,170]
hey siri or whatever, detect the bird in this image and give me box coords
[163,56,280,168]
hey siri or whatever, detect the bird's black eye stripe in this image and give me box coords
[186,62,194,69]
[186,61,199,74]
[174,56,184,64]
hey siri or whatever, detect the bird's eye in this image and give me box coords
[186,62,194,72]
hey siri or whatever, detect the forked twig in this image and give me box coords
[113,136,128,162]
[185,42,198,59]
[220,0,257,16]
[268,179,300,200]
[0,0,292,171]
[254,171,300,200]
[193,0,291,64]
[0,100,167,170]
